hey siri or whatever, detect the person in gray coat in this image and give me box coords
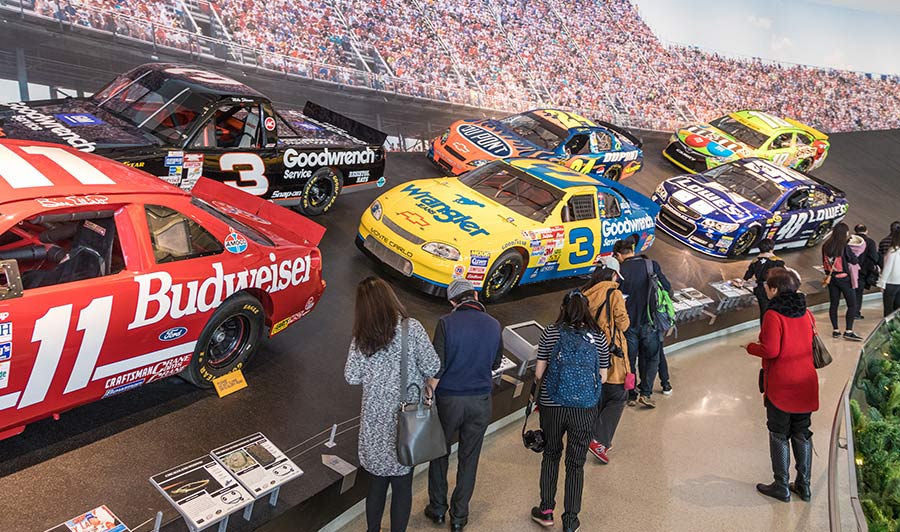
[345,277,440,532]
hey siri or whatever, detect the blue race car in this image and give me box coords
[652,158,848,258]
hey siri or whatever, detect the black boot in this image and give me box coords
[757,432,791,502]
[790,433,813,501]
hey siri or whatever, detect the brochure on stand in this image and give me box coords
[211,432,303,496]
[150,455,253,530]
[49,505,130,532]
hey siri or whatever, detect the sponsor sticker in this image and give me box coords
[54,113,105,127]
[283,147,377,169]
[465,271,485,282]
[7,102,97,151]
[36,195,109,208]
[453,194,484,208]
[102,379,145,399]
[0,361,9,389]
[224,232,249,254]
[453,264,465,279]
[457,124,512,157]
[168,166,182,177]
[83,219,107,237]
[0,342,10,361]
[397,211,430,227]
[470,255,489,268]
[264,116,276,131]
[401,184,490,236]
[159,326,188,342]
[183,153,204,168]
[377,177,386,187]
[0,322,11,343]
[164,152,185,166]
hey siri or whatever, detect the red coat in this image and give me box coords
[747,305,819,413]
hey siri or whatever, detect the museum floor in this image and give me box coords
[333,302,880,532]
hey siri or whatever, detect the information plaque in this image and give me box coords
[49,505,130,532]
[150,455,253,531]
[211,432,303,497]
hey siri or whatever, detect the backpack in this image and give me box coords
[543,325,602,408]
[645,259,675,334]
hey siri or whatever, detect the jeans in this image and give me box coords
[539,406,593,529]
[591,382,627,447]
[828,275,857,331]
[885,284,900,317]
[626,323,662,399]
[427,394,491,524]
[366,472,413,532]
[658,348,670,388]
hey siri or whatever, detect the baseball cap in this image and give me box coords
[447,279,476,301]
[600,255,624,280]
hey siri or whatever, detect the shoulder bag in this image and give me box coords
[396,319,447,467]
[807,311,833,369]
[595,288,635,390]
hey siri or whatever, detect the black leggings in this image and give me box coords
[366,471,413,532]
[885,284,900,318]
[828,275,857,331]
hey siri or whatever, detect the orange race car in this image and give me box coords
[428,109,643,181]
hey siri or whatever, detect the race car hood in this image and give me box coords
[0,99,157,152]
[461,119,550,158]
[662,174,769,223]
[675,125,754,160]
[377,177,518,245]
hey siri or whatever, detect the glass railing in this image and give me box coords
[830,310,900,531]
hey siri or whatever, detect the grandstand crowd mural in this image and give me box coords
[14,0,900,132]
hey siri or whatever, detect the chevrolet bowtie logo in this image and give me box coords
[398,211,429,227]
[677,205,687,213]
[452,142,470,153]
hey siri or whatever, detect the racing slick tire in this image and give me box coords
[481,249,524,303]
[806,221,832,248]
[298,167,342,216]
[796,158,813,172]
[183,292,265,388]
[731,226,760,257]
[604,164,623,182]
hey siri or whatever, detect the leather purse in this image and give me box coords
[807,311,833,369]
[396,319,447,467]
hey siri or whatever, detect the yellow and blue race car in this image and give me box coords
[357,159,658,301]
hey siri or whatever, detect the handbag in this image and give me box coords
[396,319,447,467]
[807,311,833,369]
[595,289,635,390]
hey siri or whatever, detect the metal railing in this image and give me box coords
[828,381,869,531]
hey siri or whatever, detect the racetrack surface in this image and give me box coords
[0,128,897,531]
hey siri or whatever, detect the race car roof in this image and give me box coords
[527,109,598,130]
[728,110,803,136]
[505,158,600,189]
[0,139,186,207]
[117,63,266,99]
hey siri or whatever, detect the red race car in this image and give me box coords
[0,139,325,439]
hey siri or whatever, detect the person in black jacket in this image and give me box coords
[879,221,900,267]
[854,224,881,319]
[424,279,503,532]
[743,238,785,321]
[614,235,672,408]
[822,222,862,341]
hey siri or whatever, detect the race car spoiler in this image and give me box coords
[191,178,326,247]
[596,120,643,148]
[303,101,388,146]
[793,168,845,198]
[784,117,829,140]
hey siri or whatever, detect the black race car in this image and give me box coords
[0,63,387,215]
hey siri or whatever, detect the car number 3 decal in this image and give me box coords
[220,153,268,196]
[568,227,595,265]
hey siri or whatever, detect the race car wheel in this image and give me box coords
[806,221,832,248]
[481,249,524,303]
[604,164,623,181]
[731,226,759,257]
[796,158,813,172]
[298,168,342,216]
[184,293,264,388]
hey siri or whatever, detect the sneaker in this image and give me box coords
[844,331,864,341]
[856,314,865,320]
[626,398,637,407]
[638,395,656,409]
[662,383,673,395]
[832,330,841,338]
[588,440,610,464]
[562,517,581,532]
[530,506,554,527]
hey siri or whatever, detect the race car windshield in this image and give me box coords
[706,165,786,211]
[95,73,216,143]
[499,113,567,151]
[708,116,768,149]
[460,163,563,222]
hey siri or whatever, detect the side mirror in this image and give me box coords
[0,260,23,301]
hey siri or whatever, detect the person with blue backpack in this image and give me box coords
[530,290,610,532]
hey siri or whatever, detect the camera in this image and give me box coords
[610,343,625,358]
[523,427,545,453]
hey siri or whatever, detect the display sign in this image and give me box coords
[150,455,253,530]
[211,432,303,496]
[492,355,517,377]
[48,505,130,532]
[213,369,248,398]
[502,321,544,376]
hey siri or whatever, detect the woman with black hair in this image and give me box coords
[345,277,440,532]
[530,290,610,532]
[878,225,900,316]
[821,222,862,341]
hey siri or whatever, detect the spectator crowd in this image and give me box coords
[18,0,900,132]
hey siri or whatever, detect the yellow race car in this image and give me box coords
[357,159,658,301]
